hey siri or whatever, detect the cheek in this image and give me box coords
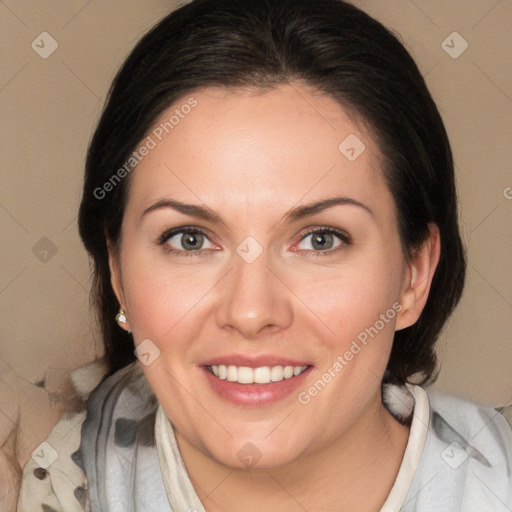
[290,254,404,350]
[120,251,214,343]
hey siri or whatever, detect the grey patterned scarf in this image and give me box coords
[79,362,174,512]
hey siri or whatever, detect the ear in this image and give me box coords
[395,223,441,331]
[107,239,131,332]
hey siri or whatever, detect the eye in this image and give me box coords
[295,227,350,254]
[159,227,216,255]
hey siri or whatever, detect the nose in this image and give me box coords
[215,247,293,339]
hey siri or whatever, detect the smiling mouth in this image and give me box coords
[205,364,309,384]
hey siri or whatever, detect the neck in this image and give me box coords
[175,392,410,512]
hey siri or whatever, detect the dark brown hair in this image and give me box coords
[78,0,466,384]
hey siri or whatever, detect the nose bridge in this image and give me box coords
[215,244,293,337]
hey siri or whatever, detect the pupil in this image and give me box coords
[183,233,202,250]
[313,233,332,250]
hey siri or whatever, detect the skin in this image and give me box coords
[109,83,440,511]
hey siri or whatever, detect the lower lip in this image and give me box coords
[201,366,312,406]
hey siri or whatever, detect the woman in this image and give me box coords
[17,0,512,510]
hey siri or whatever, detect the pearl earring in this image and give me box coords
[115,309,127,325]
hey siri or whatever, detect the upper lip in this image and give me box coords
[201,354,311,368]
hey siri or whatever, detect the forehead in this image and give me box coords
[125,83,392,223]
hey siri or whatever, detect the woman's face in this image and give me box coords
[111,84,423,469]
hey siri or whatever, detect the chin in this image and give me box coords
[207,437,304,471]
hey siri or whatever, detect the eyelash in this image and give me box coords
[157,227,213,258]
[157,226,351,258]
[298,227,351,257]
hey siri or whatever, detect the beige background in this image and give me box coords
[0,0,511,506]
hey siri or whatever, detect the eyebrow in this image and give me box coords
[140,196,374,227]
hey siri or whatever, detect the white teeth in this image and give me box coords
[237,366,254,384]
[226,365,237,382]
[270,366,283,381]
[283,366,294,379]
[209,364,308,384]
[254,366,270,383]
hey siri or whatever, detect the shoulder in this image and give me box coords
[16,359,108,512]
[404,386,512,511]
[426,387,512,468]
[427,387,512,429]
